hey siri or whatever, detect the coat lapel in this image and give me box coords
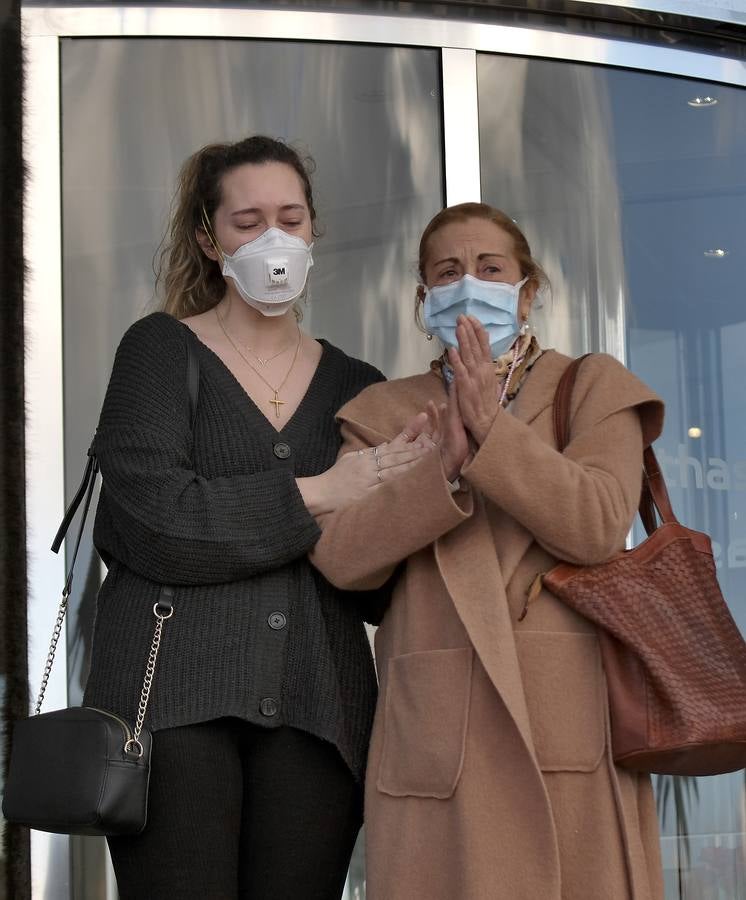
[433,350,572,758]
[434,495,538,759]
[509,349,568,428]
[486,506,535,588]
[341,357,574,758]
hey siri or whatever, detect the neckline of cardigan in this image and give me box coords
[175,316,334,438]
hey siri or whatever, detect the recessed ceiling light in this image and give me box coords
[688,427,703,439]
[687,96,718,108]
[704,248,729,258]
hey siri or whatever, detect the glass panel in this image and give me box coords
[479,54,746,899]
[61,37,443,899]
[620,70,746,900]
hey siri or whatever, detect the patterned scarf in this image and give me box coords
[430,333,544,406]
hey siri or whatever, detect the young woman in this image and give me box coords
[311,203,666,899]
[83,135,427,899]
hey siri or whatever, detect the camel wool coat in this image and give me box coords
[311,350,666,900]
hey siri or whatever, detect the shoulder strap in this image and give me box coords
[642,445,677,528]
[40,324,195,720]
[552,353,677,536]
[52,327,201,555]
[50,444,99,579]
[552,354,591,453]
[186,332,200,431]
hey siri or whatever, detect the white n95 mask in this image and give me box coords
[221,227,314,317]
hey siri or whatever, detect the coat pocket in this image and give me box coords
[515,631,606,772]
[377,647,473,799]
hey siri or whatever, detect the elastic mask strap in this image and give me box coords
[200,204,225,263]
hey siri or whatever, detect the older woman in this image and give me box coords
[311,202,665,900]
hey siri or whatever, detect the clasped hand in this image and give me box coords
[314,417,433,515]
[446,315,501,447]
[422,315,500,480]
[314,316,498,513]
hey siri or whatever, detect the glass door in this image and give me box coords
[61,35,444,898]
[478,53,746,899]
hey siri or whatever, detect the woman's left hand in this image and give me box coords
[448,315,499,446]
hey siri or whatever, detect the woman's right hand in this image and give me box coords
[298,412,436,517]
[425,381,471,482]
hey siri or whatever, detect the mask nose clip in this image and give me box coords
[266,257,290,286]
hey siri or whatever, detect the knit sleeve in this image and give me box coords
[331,355,394,622]
[93,314,321,585]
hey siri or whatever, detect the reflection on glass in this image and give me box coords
[478,56,627,358]
[61,37,443,899]
[478,54,746,899]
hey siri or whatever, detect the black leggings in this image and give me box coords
[108,719,363,900]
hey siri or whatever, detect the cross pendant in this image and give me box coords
[269,392,286,418]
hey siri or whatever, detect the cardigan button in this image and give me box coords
[273,441,291,459]
[268,612,287,630]
[259,698,279,718]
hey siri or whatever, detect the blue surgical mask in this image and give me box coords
[423,274,528,358]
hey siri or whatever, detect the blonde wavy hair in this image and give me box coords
[155,136,318,319]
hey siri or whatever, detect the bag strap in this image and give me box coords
[552,354,678,537]
[37,334,200,729]
[38,445,101,714]
[553,354,592,454]
[51,334,200,555]
[642,445,677,526]
[185,331,200,432]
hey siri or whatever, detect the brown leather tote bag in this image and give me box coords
[542,355,746,776]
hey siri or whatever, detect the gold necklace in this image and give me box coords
[215,308,302,418]
[240,337,296,367]
[243,344,294,367]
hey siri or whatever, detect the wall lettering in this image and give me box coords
[656,445,746,491]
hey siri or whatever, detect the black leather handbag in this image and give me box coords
[2,334,199,836]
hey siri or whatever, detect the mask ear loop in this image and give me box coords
[200,204,225,264]
[416,283,433,341]
[517,276,533,334]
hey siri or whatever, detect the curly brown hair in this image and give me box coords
[155,136,317,319]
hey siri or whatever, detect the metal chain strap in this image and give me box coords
[124,602,174,757]
[34,589,70,715]
[36,587,174,761]
[37,366,193,743]
[38,444,99,716]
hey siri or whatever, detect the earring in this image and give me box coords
[520,319,530,336]
[426,333,433,341]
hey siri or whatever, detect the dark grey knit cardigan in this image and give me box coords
[83,312,387,780]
